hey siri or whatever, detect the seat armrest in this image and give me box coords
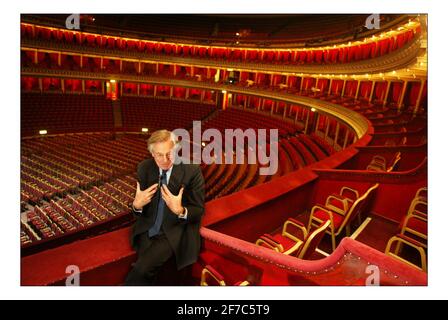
[200,265,226,286]
[395,233,426,248]
[325,195,348,216]
[340,187,359,200]
[282,218,307,241]
[256,234,284,252]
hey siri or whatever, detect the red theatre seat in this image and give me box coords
[309,184,379,252]
[256,219,330,259]
[200,265,250,286]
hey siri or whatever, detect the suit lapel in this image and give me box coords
[146,159,159,188]
[168,162,184,193]
[145,160,159,216]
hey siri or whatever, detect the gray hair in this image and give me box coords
[147,129,177,153]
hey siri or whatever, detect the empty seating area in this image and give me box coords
[21,93,114,136]
[120,96,216,131]
[21,133,147,206]
[366,152,401,172]
[22,14,409,45]
[203,108,301,138]
[20,17,419,69]
[254,183,380,259]
[256,218,330,259]
[20,125,337,245]
[202,133,335,201]
[385,187,427,272]
[20,89,337,209]
[21,175,137,246]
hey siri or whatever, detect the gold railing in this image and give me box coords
[21,33,421,76]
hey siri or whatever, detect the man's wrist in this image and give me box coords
[132,203,143,212]
[178,207,188,219]
[176,206,186,216]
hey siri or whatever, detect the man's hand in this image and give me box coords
[161,185,185,216]
[133,182,158,210]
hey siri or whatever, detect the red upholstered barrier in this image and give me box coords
[21,224,427,286]
[21,227,136,286]
[198,228,427,285]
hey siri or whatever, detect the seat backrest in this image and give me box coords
[297,220,331,259]
[340,186,359,202]
[415,187,427,202]
[367,155,386,171]
[387,152,401,172]
[339,183,379,232]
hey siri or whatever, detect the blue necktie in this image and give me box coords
[148,170,168,237]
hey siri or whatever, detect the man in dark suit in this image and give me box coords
[125,129,205,285]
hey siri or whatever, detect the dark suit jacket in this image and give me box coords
[131,158,205,270]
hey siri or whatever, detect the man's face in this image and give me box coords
[151,140,175,170]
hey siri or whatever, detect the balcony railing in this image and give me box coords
[21,33,421,75]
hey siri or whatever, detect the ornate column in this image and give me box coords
[354,80,361,100]
[333,123,340,148]
[383,80,391,107]
[315,114,320,133]
[398,80,408,111]
[304,110,310,134]
[324,117,330,139]
[341,79,347,97]
[413,79,426,115]
[342,129,349,149]
[369,81,376,102]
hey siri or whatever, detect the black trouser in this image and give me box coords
[124,232,174,286]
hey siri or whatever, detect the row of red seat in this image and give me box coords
[21,93,114,136]
[386,187,427,272]
[120,96,216,132]
[21,23,419,66]
[21,175,137,246]
[21,133,148,205]
[203,108,300,138]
